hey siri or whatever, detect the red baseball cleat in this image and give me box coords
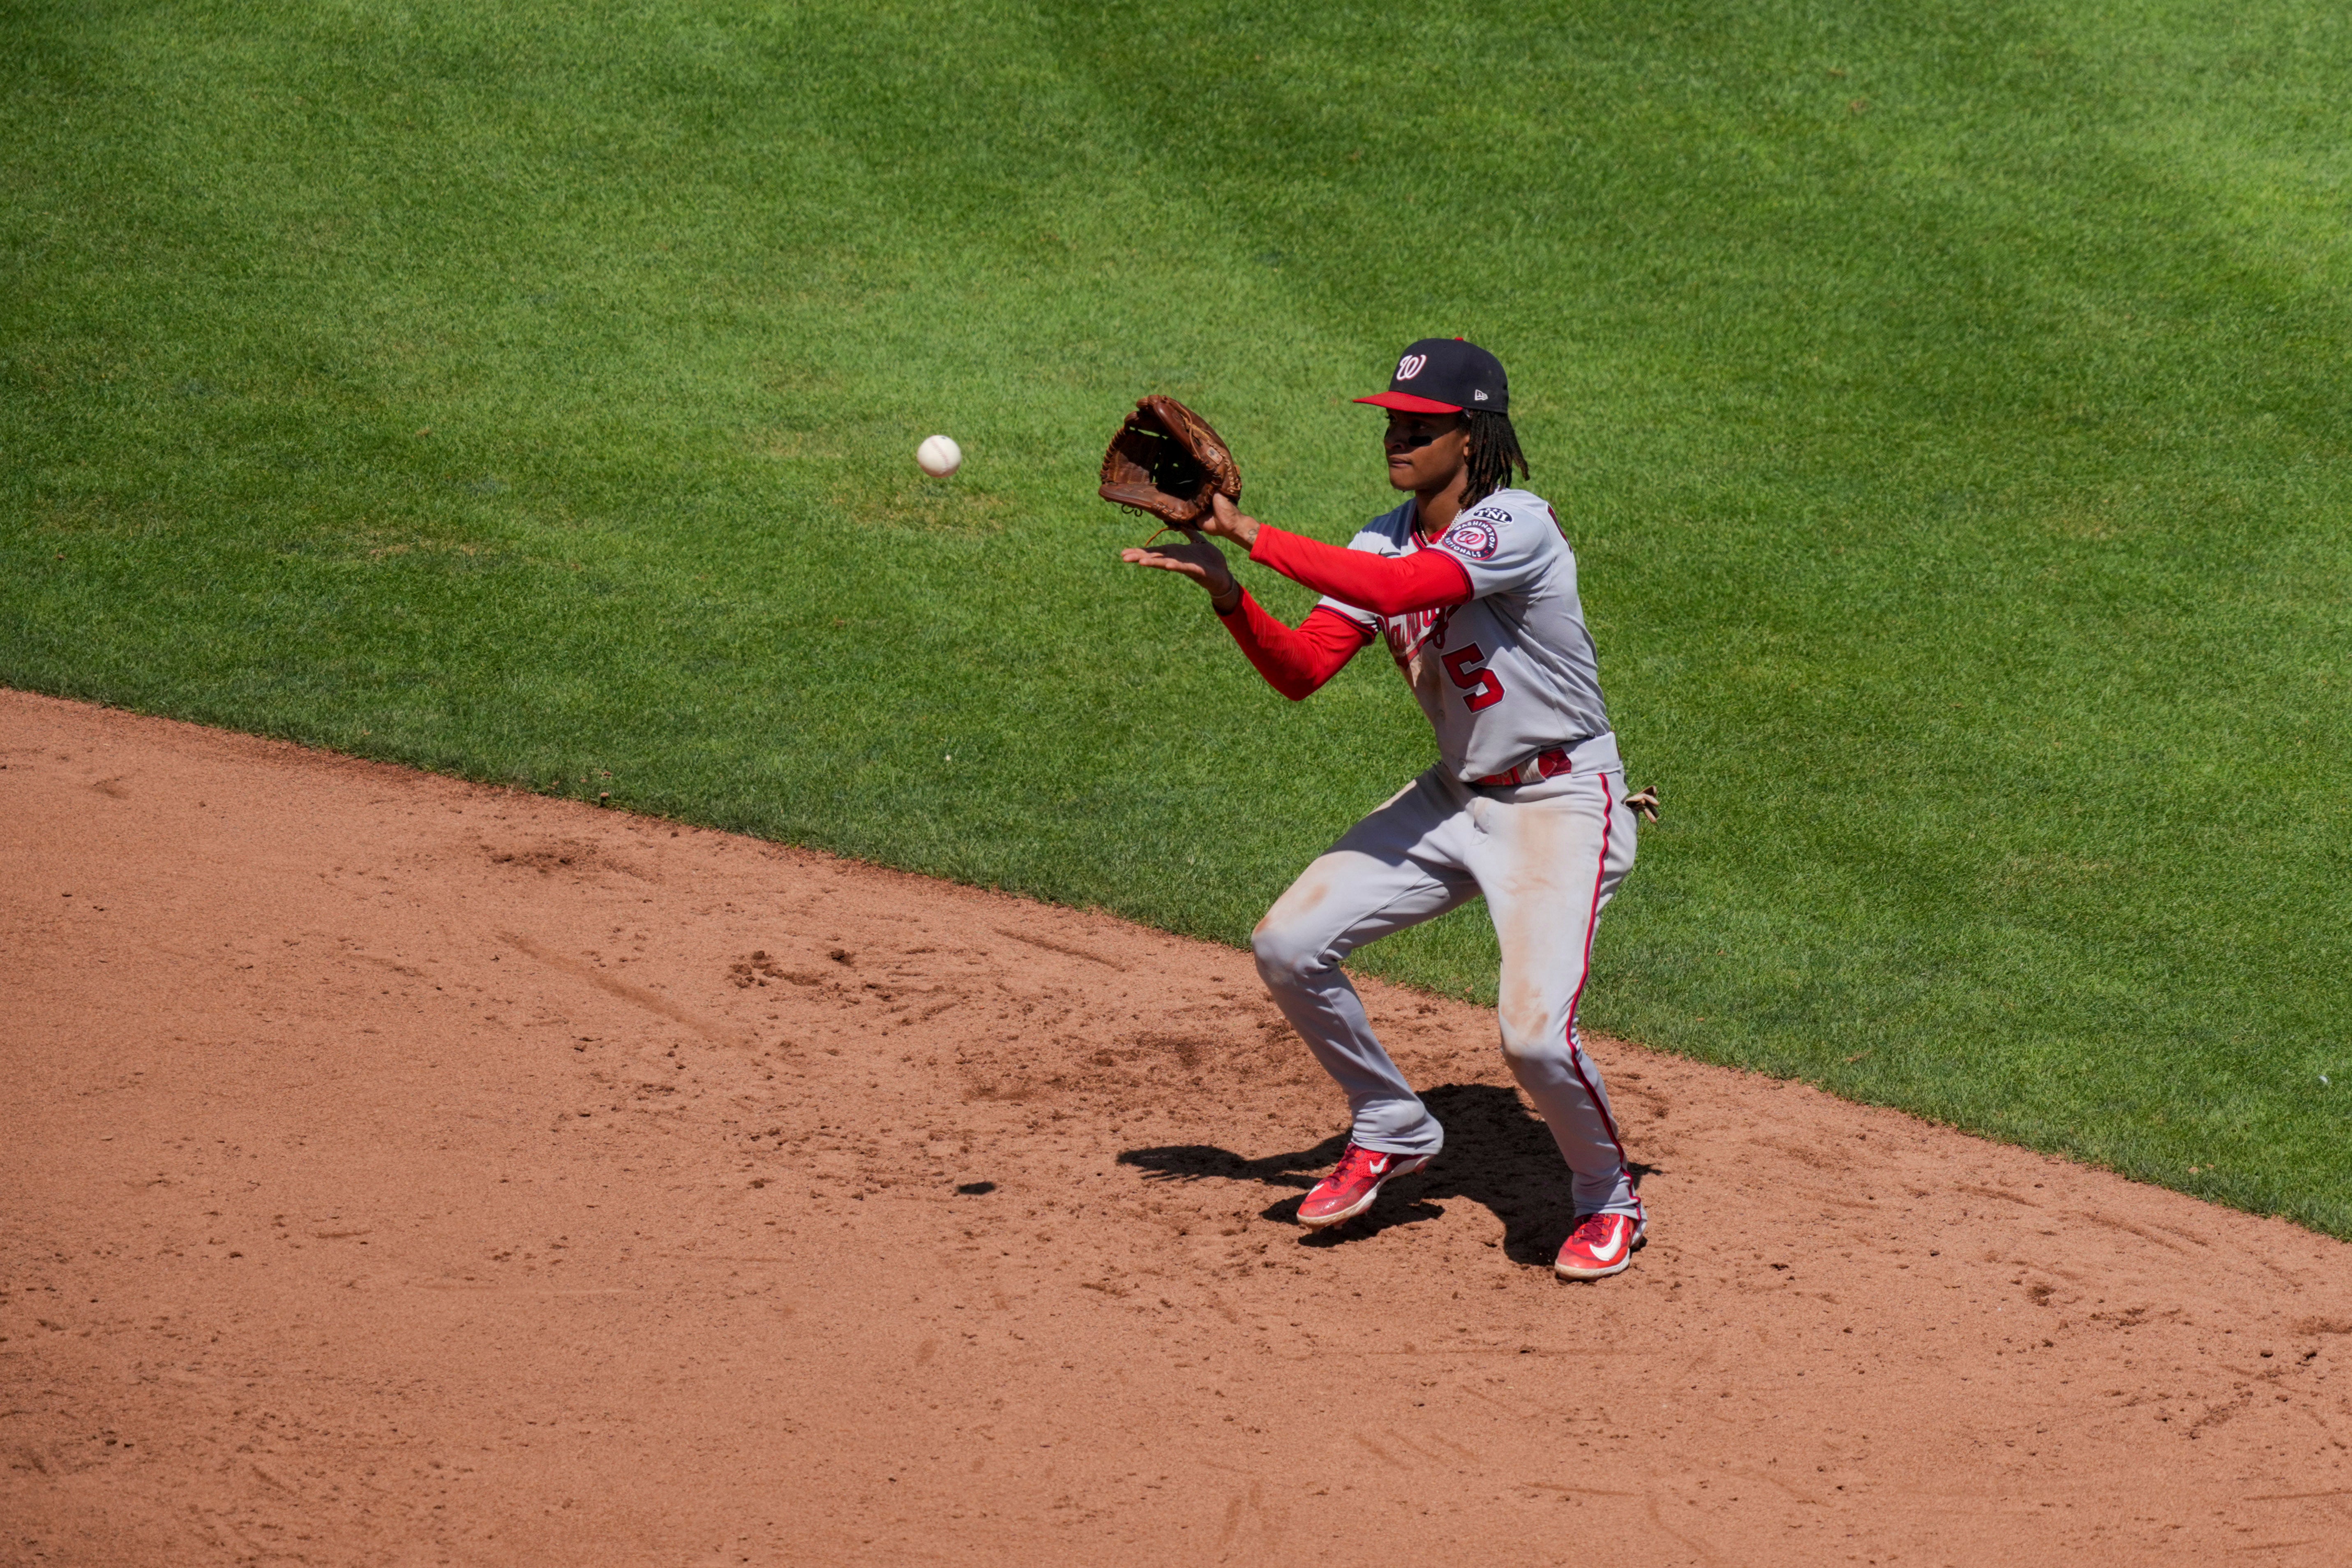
[1297,1141,1431,1229]
[1555,1209,1646,1279]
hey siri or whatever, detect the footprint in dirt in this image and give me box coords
[1119,1083,1660,1265]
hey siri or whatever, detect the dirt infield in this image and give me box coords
[4,688,2349,1566]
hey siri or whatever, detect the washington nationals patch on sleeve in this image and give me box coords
[1436,513,1503,562]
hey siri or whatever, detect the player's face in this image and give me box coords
[1383,410,1470,493]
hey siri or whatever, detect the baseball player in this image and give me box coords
[1119,338,1648,1279]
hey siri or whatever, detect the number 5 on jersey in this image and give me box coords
[1441,643,1506,711]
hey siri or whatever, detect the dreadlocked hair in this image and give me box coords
[1459,409,1529,508]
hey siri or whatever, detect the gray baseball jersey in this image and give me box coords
[1314,487,1610,784]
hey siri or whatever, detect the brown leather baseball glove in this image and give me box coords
[1097,395,1242,527]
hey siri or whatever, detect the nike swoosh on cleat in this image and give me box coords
[1584,1226,1627,1264]
[1367,1156,1389,1175]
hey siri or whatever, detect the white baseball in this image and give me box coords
[916,434,962,477]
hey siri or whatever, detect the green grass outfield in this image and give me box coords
[7,1,2349,1233]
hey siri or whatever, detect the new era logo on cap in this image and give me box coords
[1357,337,1509,416]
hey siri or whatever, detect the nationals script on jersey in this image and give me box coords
[1315,488,1613,783]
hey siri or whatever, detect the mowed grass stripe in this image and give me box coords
[5,1,2348,1233]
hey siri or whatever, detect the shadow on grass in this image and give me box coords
[1119,1082,1657,1268]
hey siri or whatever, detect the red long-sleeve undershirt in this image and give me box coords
[1249,523,1473,617]
[1214,524,1475,700]
[1217,596,1369,700]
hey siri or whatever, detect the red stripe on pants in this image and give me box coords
[1561,774,1629,1169]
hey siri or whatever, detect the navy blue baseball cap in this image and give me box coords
[1355,337,1508,416]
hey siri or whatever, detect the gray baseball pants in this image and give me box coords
[1251,762,1641,1219]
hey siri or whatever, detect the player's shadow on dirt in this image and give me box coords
[1119,1082,1653,1268]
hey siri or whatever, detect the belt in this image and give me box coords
[1473,745,1577,789]
[1469,732,1621,789]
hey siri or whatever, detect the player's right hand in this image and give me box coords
[1199,492,1262,550]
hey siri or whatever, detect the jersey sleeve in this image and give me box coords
[1313,590,1378,637]
[1425,492,1556,598]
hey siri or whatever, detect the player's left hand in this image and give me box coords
[1119,531,1235,601]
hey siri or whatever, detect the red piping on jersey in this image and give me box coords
[1563,774,1632,1171]
[1216,596,1369,701]
[1249,524,1473,617]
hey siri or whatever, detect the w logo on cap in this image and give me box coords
[1355,338,1508,416]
